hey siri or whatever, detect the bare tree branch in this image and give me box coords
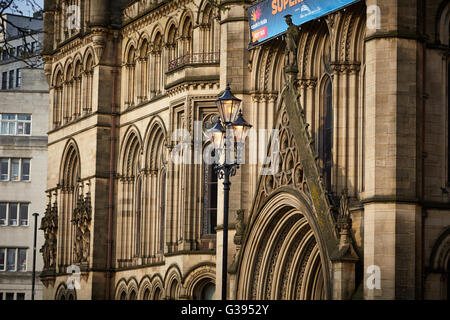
[0,0,43,68]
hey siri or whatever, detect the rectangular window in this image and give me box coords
[10,159,19,181]
[0,292,3,300]
[0,158,8,180]
[0,114,31,136]
[6,249,16,271]
[8,70,14,89]
[9,47,15,57]
[0,248,5,270]
[0,203,6,226]
[19,203,28,226]
[8,203,17,226]
[16,69,21,88]
[5,293,14,300]
[2,72,7,89]
[17,45,23,57]
[17,249,26,271]
[2,49,8,61]
[16,293,25,300]
[21,159,30,181]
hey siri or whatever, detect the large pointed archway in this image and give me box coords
[236,190,328,299]
[235,98,334,299]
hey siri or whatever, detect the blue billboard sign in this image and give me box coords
[248,0,360,47]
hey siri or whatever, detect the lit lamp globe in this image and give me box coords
[232,109,252,144]
[215,84,242,124]
[208,117,225,149]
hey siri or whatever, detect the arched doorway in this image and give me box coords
[236,191,328,300]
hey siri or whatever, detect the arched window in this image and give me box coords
[129,290,137,300]
[117,131,142,266]
[203,147,217,235]
[319,76,333,191]
[59,143,80,269]
[126,47,136,107]
[145,124,167,258]
[119,290,127,300]
[150,33,162,97]
[138,40,149,103]
[64,64,73,123]
[84,54,94,113]
[74,61,82,118]
[200,4,219,54]
[167,25,177,64]
[53,70,64,128]
[180,16,193,57]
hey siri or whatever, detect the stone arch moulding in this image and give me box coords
[429,227,450,272]
[183,262,216,299]
[59,138,81,184]
[236,188,331,300]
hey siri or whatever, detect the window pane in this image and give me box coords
[17,121,24,134]
[19,203,28,226]
[8,121,15,134]
[9,70,14,89]
[7,249,16,271]
[17,249,26,271]
[0,248,5,270]
[21,159,30,181]
[1,121,7,134]
[24,122,31,135]
[17,114,30,120]
[0,203,6,225]
[0,158,8,180]
[10,159,19,181]
[8,203,17,226]
[16,293,25,300]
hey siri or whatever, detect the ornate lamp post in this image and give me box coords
[208,84,252,300]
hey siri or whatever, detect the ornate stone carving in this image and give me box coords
[284,15,300,74]
[72,182,92,264]
[233,209,245,245]
[330,189,358,262]
[40,191,58,270]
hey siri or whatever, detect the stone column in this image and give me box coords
[363,0,422,299]
[217,0,250,299]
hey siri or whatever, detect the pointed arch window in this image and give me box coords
[181,17,193,57]
[150,34,162,97]
[84,55,94,113]
[138,40,149,103]
[319,76,333,191]
[203,147,217,235]
[64,64,73,124]
[74,61,82,118]
[53,71,64,128]
[126,47,136,107]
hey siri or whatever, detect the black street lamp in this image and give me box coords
[208,84,252,300]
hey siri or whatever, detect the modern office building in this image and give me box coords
[0,13,48,300]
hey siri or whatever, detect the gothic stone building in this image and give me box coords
[40,0,450,300]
